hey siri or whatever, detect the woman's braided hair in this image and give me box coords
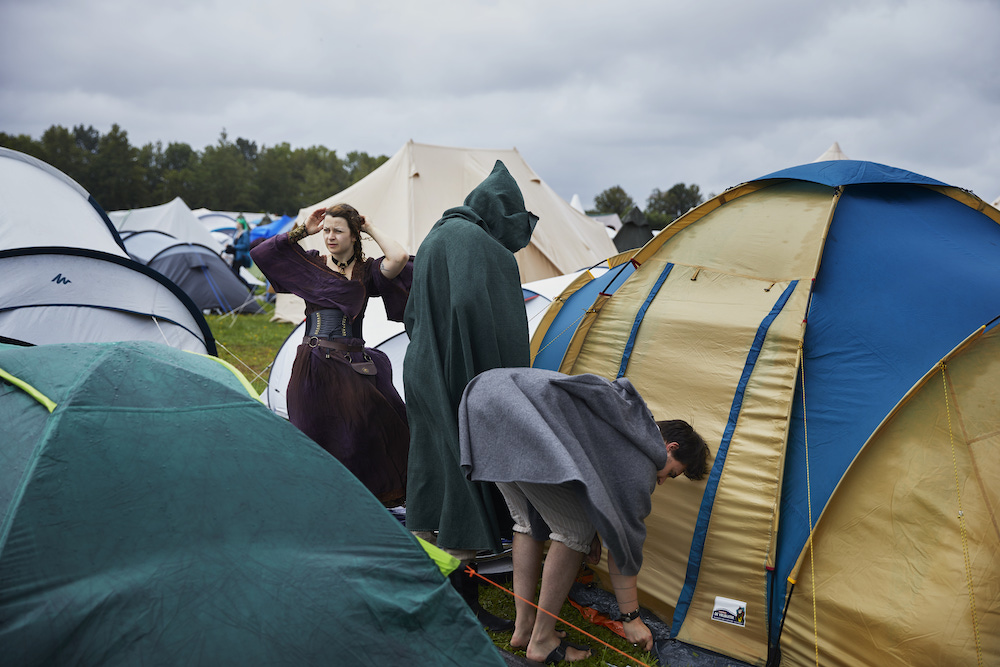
[325,203,366,263]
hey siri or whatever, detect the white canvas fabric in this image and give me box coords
[0,148,214,354]
[813,141,849,161]
[0,150,127,257]
[110,197,225,252]
[270,141,617,324]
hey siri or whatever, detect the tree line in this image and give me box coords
[589,183,708,231]
[0,124,389,215]
[1,124,707,227]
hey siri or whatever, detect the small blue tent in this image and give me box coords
[251,214,296,243]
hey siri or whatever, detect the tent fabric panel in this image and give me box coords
[0,254,212,351]
[756,159,948,188]
[628,181,775,268]
[295,141,616,284]
[196,353,265,404]
[773,184,1000,628]
[148,253,260,315]
[0,342,504,666]
[567,266,806,631]
[531,262,635,372]
[528,269,602,361]
[672,281,807,663]
[110,197,224,252]
[0,149,127,258]
[559,292,613,374]
[121,230,179,263]
[0,302,211,354]
[781,326,1000,667]
[0,383,50,540]
[514,242,561,288]
[617,262,674,377]
[638,181,835,281]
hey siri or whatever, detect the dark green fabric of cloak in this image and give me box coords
[403,160,538,553]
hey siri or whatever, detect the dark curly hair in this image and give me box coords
[325,203,366,263]
[656,419,711,480]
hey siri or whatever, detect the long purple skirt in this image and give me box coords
[287,339,408,505]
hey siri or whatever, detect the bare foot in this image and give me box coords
[510,628,566,651]
[526,636,590,664]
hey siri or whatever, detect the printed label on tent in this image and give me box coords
[711,597,746,627]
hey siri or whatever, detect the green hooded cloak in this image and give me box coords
[403,160,538,552]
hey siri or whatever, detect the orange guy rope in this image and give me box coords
[464,566,653,667]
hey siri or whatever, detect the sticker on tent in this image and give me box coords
[711,597,746,627]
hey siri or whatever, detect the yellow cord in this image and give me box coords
[533,312,585,357]
[799,342,820,666]
[941,363,983,666]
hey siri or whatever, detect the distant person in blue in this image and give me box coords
[226,214,253,278]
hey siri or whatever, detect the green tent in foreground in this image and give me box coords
[0,341,503,666]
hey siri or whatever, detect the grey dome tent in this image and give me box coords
[0,340,504,666]
[122,230,264,315]
[0,148,215,354]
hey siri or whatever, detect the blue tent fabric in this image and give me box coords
[251,215,296,243]
[757,159,949,187]
[769,182,1000,637]
[532,262,636,371]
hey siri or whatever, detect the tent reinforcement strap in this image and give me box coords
[671,280,799,637]
[942,362,984,666]
[800,340,819,666]
[617,263,673,378]
[0,366,57,412]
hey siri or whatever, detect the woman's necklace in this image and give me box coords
[332,252,356,271]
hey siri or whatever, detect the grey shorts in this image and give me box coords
[495,481,596,554]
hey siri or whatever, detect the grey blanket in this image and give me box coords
[458,367,667,575]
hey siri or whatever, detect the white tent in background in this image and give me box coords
[0,148,215,354]
[109,197,225,252]
[813,141,849,161]
[271,140,618,324]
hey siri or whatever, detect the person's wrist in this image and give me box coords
[620,608,641,623]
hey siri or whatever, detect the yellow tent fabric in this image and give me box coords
[541,181,834,659]
[272,140,616,324]
[528,160,1000,666]
[781,326,1000,667]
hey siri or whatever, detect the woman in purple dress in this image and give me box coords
[251,204,412,506]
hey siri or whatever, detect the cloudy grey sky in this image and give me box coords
[2,0,998,207]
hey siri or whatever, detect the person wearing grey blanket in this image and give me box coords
[459,367,710,664]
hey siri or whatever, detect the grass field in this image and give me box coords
[204,301,294,394]
[203,307,661,666]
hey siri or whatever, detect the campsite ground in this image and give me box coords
[206,308,746,667]
[206,303,294,394]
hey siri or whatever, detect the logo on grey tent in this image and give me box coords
[52,274,72,285]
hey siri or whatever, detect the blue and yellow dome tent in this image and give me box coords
[0,340,504,666]
[530,160,1000,666]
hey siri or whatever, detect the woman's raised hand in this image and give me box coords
[305,208,327,234]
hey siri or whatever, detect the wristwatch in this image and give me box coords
[621,608,641,623]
